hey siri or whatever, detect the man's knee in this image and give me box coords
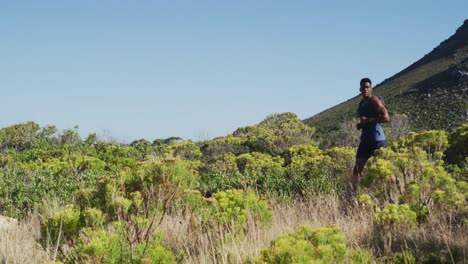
[355,158,368,172]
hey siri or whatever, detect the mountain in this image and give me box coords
[304,20,468,137]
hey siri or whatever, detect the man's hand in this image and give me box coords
[360,116,368,124]
[357,116,369,130]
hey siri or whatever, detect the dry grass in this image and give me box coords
[160,196,373,263]
[1,195,466,263]
[0,216,50,264]
[159,196,467,263]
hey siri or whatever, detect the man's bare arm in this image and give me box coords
[361,97,390,125]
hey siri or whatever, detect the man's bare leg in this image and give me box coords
[352,158,368,198]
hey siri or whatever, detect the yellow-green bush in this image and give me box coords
[166,141,202,161]
[214,189,272,230]
[41,204,82,246]
[392,251,416,264]
[69,229,175,264]
[208,152,240,177]
[254,225,365,264]
[363,130,467,224]
[348,249,375,264]
[83,207,105,229]
[236,152,284,177]
[375,204,417,226]
[232,112,315,156]
[135,237,177,264]
[445,123,468,167]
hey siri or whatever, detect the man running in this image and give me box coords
[352,78,390,196]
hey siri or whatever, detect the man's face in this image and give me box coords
[360,82,372,98]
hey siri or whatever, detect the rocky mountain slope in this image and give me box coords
[304,20,468,136]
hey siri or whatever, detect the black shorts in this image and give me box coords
[356,140,386,159]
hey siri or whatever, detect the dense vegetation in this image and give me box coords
[304,19,468,139]
[0,113,466,263]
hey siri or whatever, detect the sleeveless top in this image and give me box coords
[357,95,386,143]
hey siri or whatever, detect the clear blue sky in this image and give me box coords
[1,1,467,142]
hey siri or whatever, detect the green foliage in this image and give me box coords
[71,229,114,262]
[445,123,468,167]
[201,151,286,196]
[208,152,240,177]
[33,158,198,262]
[199,171,244,196]
[95,143,138,172]
[41,204,82,246]
[394,130,448,155]
[0,121,41,150]
[58,127,81,146]
[420,252,453,264]
[69,229,175,263]
[363,130,467,224]
[237,152,284,177]
[284,145,347,196]
[200,142,350,198]
[233,112,315,155]
[446,160,468,181]
[135,236,177,264]
[181,189,218,223]
[85,160,198,222]
[214,189,272,230]
[348,249,375,264]
[282,142,322,165]
[324,146,356,173]
[130,139,155,160]
[0,164,101,218]
[392,251,416,264]
[167,141,202,161]
[2,118,467,263]
[180,189,271,236]
[375,204,417,226]
[199,137,249,171]
[83,207,105,229]
[254,225,357,264]
[357,194,375,208]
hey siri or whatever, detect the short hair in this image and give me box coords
[360,78,372,86]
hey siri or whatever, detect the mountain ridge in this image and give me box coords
[304,19,468,136]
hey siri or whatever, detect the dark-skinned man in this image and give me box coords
[352,78,390,198]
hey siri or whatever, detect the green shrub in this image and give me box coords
[181,189,217,223]
[363,130,467,224]
[72,229,114,262]
[375,204,417,226]
[206,152,240,177]
[83,207,105,229]
[232,112,315,156]
[199,171,244,196]
[236,152,284,178]
[254,225,351,264]
[445,123,468,167]
[214,189,272,230]
[357,194,375,208]
[199,137,249,170]
[41,204,82,246]
[285,153,345,196]
[135,236,177,264]
[393,251,416,264]
[70,228,176,264]
[167,141,202,161]
[348,249,374,264]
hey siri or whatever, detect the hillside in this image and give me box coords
[304,19,468,136]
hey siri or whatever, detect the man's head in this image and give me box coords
[360,78,372,98]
